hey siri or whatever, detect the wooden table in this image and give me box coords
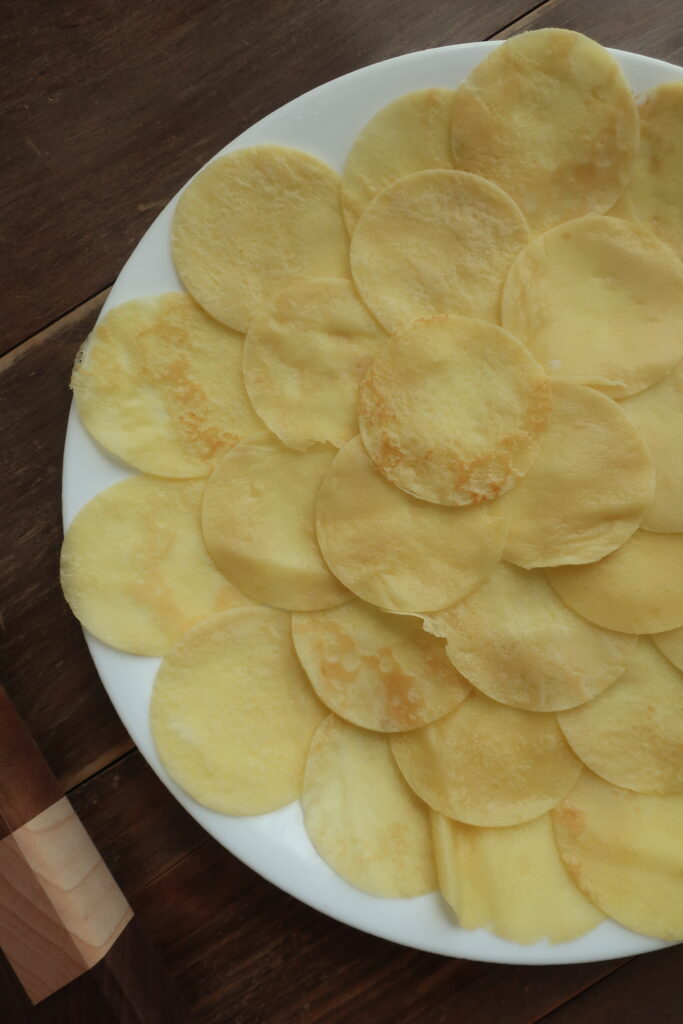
[3,2,683,1020]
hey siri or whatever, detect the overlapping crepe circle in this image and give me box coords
[357,315,552,506]
[449,27,639,231]
[61,28,683,946]
[71,292,262,477]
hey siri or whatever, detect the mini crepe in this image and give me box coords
[502,215,683,399]
[611,82,683,260]
[390,692,581,827]
[60,477,252,656]
[547,531,683,634]
[350,169,529,334]
[201,434,348,611]
[171,145,350,333]
[150,607,326,815]
[71,293,262,478]
[424,562,635,713]
[431,811,603,944]
[291,599,470,732]
[558,640,683,795]
[499,381,655,567]
[302,715,436,897]
[358,315,552,507]
[450,29,638,232]
[553,771,683,940]
[243,279,386,450]
[315,437,505,613]
[621,358,683,533]
[341,88,455,231]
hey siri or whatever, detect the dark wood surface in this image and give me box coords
[3,1,683,1020]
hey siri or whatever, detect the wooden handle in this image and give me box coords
[0,686,63,839]
[0,685,188,1021]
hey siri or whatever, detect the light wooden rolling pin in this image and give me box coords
[0,684,188,1021]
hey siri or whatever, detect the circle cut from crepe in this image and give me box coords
[553,771,683,940]
[243,278,385,451]
[342,88,455,231]
[558,640,683,795]
[350,169,529,333]
[502,215,683,399]
[71,293,262,478]
[60,476,252,656]
[202,434,348,611]
[547,531,683,635]
[450,28,638,232]
[424,562,635,712]
[390,691,581,827]
[302,715,436,898]
[172,145,349,333]
[358,315,552,507]
[315,436,505,613]
[151,607,326,815]
[292,599,470,732]
[431,811,603,945]
[499,381,655,567]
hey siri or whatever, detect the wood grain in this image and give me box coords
[0,0,537,357]
[90,917,189,1024]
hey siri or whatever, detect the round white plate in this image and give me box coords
[63,41,683,964]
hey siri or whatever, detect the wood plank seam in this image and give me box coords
[531,957,635,1022]
[0,285,112,372]
[486,0,555,38]
[65,746,137,800]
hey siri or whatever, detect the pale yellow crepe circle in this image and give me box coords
[60,477,252,656]
[201,434,348,611]
[302,715,436,897]
[358,316,552,507]
[350,169,530,334]
[390,692,581,826]
[425,562,635,713]
[450,29,638,232]
[292,599,470,732]
[172,145,350,333]
[315,437,506,613]
[553,771,683,940]
[547,531,683,634]
[611,82,683,260]
[431,811,603,944]
[72,293,262,478]
[151,607,326,815]
[558,640,683,795]
[342,88,455,231]
[499,381,655,567]
[621,358,683,533]
[502,215,683,398]
[653,626,683,672]
[243,279,386,450]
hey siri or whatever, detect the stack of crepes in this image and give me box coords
[62,29,683,945]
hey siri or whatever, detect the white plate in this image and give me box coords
[63,41,683,964]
